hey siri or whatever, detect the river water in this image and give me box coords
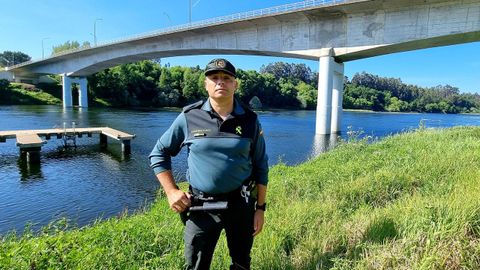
[1,105,479,235]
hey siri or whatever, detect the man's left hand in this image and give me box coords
[253,209,264,236]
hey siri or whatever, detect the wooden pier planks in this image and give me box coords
[15,133,46,148]
[0,127,135,163]
[100,127,136,140]
[0,127,135,146]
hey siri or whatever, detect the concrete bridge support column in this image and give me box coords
[315,48,344,135]
[62,75,89,108]
[331,63,345,134]
[78,78,88,108]
[62,74,73,108]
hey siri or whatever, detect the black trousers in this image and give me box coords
[184,195,255,270]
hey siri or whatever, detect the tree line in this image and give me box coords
[87,61,319,109]
[346,72,480,113]
[0,51,31,66]
[87,60,480,113]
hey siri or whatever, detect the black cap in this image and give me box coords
[204,58,236,78]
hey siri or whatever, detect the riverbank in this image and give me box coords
[0,83,62,105]
[1,126,479,269]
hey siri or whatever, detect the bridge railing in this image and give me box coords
[101,0,345,44]
[8,0,346,69]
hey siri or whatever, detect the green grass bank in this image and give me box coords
[2,126,480,269]
[0,83,62,105]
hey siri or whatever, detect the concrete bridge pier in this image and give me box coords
[315,48,344,135]
[62,75,73,108]
[62,74,88,108]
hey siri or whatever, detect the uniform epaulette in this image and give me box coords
[183,100,204,113]
[237,100,257,118]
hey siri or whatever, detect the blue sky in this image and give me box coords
[1,0,479,93]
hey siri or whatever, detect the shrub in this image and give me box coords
[0,79,9,90]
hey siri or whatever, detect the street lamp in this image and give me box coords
[189,0,192,24]
[188,0,200,25]
[163,12,172,25]
[42,37,50,59]
[94,18,103,46]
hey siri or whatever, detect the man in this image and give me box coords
[149,58,269,270]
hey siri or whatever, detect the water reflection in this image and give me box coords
[311,133,341,157]
[100,145,132,162]
[17,158,43,182]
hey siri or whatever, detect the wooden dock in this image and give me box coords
[0,127,135,163]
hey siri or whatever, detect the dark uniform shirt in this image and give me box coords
[149,99,269,194]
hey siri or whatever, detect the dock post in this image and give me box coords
[121,140,131,154]
[20,147,41,164]
[100,134,108,146]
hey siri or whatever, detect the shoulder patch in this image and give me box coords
[183,100,204,113]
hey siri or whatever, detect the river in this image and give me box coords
[1,105,479,235]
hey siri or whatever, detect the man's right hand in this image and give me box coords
[166,189,192,213]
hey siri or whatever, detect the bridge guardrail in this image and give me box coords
[8,0,346,69]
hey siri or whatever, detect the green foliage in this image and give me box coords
[0,83,61,105]
[51,41,91,55]
[85,61,479,112]
[295,82,316,109]
[2,127,480,269]
[260,62,315,84]
[0,79,10,90]
[0,51,31,66]
[347,72,480,113]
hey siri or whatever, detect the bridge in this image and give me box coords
[4,0,480,134]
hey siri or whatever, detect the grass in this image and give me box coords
[0,83,62,105]
[2,126,480,269]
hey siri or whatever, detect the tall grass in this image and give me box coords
[2,127,480,269]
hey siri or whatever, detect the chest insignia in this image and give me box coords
[235,126,242,135]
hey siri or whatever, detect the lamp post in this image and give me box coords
[163,12,172,25]
[94,18,103,46]
[189,0,192,24]
[42,37,50,59]
[188,0,201,25]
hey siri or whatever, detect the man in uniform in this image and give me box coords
[149,58,269,270]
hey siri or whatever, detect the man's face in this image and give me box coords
[204,71,237,101]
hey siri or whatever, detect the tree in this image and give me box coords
[296,82,316,109]
[51,41,91,55]
[236,69,262,103]
[182,68,205,103]
[386,97,409,112]
[0,79,10,90]
[0,51,31,66]
[277,79,300,108]
[260,62,314,84]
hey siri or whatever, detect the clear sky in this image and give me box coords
[1,0,479,93]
